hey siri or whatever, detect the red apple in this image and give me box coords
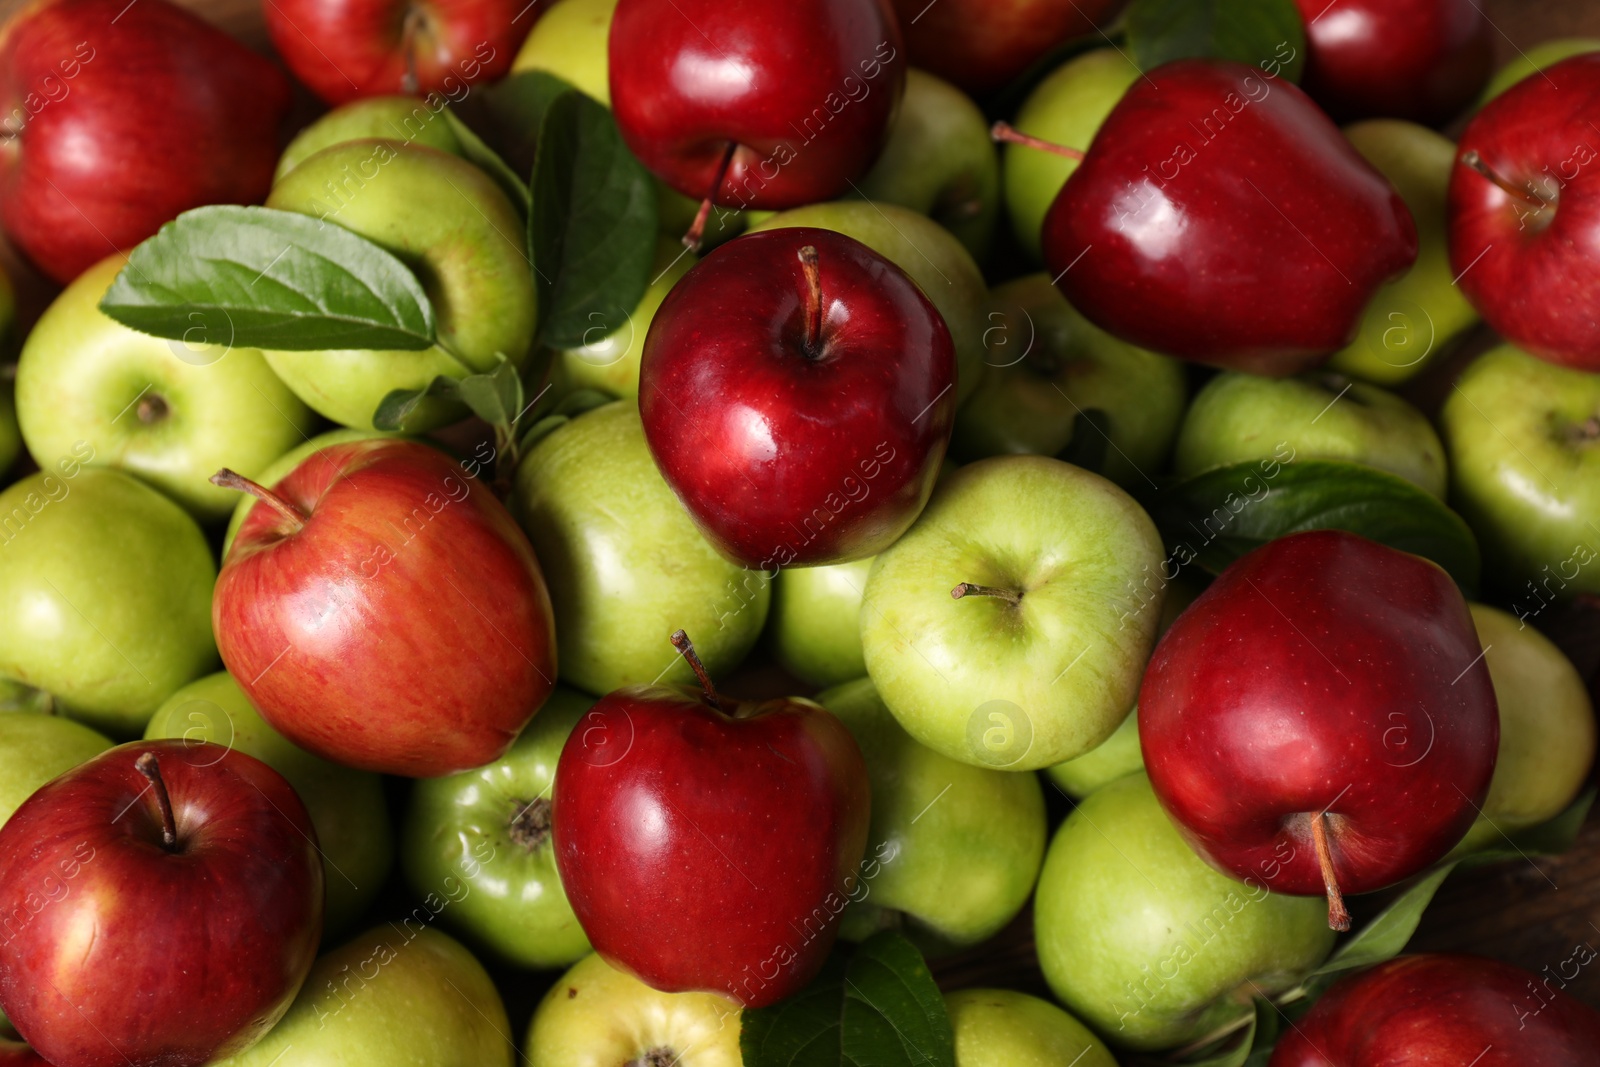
[1270,954,1600,1064]
[1140,529,1497,930]
[1447,54,1600,371]
[0,0,289,285]
[553,631,870,1007]
[263,0,530,106]
[638,227,956,569]
[1293,0,1492,125]
[890,0,1124,96]
[0,1035,47,1065]
[1041,59,1417,375]
[0,741,322,1067]
[211,439,557,777]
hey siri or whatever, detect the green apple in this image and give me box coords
[0,713,112,826]
[222,427,406,555]
[15,253,315,521]
[1450,604,1596,855]
[861,455,1164,770]
[511,401,769,694]
[0,467,216,736]
[210,926,513,1067]
[1326,120,1479,385]
[512,0,614,102]
[1036,773,1335,1051]
[1046,707,1141,799]
[768,557,873,688]
[1003,48,1142,262]
[557,236,696,399]
[264,141,536,431]
[947,989,1115,1067]
[276,96,465,182]
[1481,39,1600,105]
[1441,345,1600,598]
[525,952,740,1067]
[1173,370,1447,498]
[851,68,999,259]
[953,273,1186,490]
[401,685,592,969]
[144,671,393,936]
[751,200,989,403]
[819,678,1046,948]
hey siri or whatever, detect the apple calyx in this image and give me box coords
[210,467,308,534]
[1459,149,1548,210]
[951,582,1022,605]
[626,1048,678,1067]
[509,798,552,851]
[989,121,1084,163]
[799,244,824,357]
[684,141,740,251]
[669,628,730,713]
[136,393,170,425]
[134,751,180,852]
[1308,810,1351,932]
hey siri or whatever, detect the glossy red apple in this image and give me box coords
[1447,54,1600,371]
[891,0,1124,95]
[263,0,529,105]
[211,439,557,777]
[1140,530,1497,930]
[1293,0,1492,124]
[553,631,870,1007]
[1270,954,1600,1064]
[0,0,290,285]
[1041,59,1417,375]
[638,227,955,569]
[0,741,322,1067]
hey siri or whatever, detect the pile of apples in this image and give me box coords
[2,0,1600,1063]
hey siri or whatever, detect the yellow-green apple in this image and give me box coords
[1480,39,1600,105]
[1046,708,1142,799]
[512,0,615,101]
[557,237,695,398]
[0,715,112,826]
[946,989,1116,1067]
[275,96,466,182]
[768,557,874,688]
[223,428,404,555]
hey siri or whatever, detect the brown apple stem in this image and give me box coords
[684,141,739,252]
[1311,812,1351,932]
[1459,150,1545,208]
[990,121,1084,162]
[798,244,823,354]
[670,629,727,712]
[951,582,1022,604]
[210,468,307,533]
[135,752,178,851]
[399,6,425,94]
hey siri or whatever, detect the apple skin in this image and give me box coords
[558,237,695,399]
[525,953,741,1067]
[640,227,955,570]
[1140,529,1498,902]
[263,141,536,431]
[275,96,466,182]
[861,455,1165,771]
[1292,0,1492,125]
[0,468,217,736]
[1035,773,1335,1051]
[513,0,616,102]
[1441,345,1600,599]
[608,0,904,210]
[890,0,1125,97]
[1327,120,1480,385]
[0,715,112,827]
[214,438,557,777]
[144,671,394,937]
[0,740,323,1067]
[1480,38,1600,105]
[769,557,874,687]
[224,428,404,556]
[553,682,870,1008]
[1173,371,1447,498]
[1447,54,1600,370]
[15,254,315,521]
[818,678,1046,948]
[1045,706,1141,799]
[1047,60,1418,375]
[946,989,1115,1067]
[1269,953,1600,1065]
[206,927,513,1067]
[400,685,592,970]
[264,0,527,106]
[511,401,770,694]
[0,0,290,285]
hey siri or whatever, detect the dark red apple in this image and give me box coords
[211,439,557,777]
[1270,954,1600,1064]
[0,1034,47,1065]
[891,0,1124,95]
[1042,59,1417,376]
[1447,53,1600,371]
[0,741,322,1067]
[1140,529,1497,930]
[1293,0,1492,125]
[263,0,530,105]
[638,227,956,569]
[0,0,289,285]
[553,631,870,1007]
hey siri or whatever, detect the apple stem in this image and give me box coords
[990,121,1084,162]
[670,629,728,712]
[684,141,739,252]
[951,582,1022,605]
[135,752,178,851]
[1459,150,1545,208]
[798,245,823,355]
[210,468,308,533]
[399,6,425,95]
[1311,812,1351,932]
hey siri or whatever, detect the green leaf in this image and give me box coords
[529,88,658,350]
[441,107,531,213]
[373,376,462,432]
[1176,1005,1257,1067]
[1125,0,1306,82]
[456,359,526,430]
[1144,459,1482,595]
[485,69,584,175]
[100,205,437,352]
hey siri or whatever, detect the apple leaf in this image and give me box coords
[441,107,532,214]
[1173,1000,1269,1067]
[456,358,526,431]
[485,70,584,176]
[373,376,465,432]
[1125,0,1306,83]
[100,205,437,351]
